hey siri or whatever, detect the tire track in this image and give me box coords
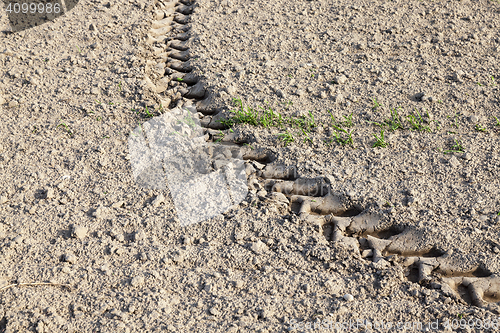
[140,0,500,312]
[144,0,222,131]
[240,152,500,309]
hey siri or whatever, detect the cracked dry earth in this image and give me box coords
[0,0,500,332]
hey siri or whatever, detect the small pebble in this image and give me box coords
[470,115,480,123]
[152,194,165,208]
[46,188,55,199]
[209,307,221,316]
[343,294,354,302]
[448,156,461,168]
[130,276,145,287]
[72,225,88,239]
[111,201,124,208]
[334,75,347,84]
[64,253,77,264]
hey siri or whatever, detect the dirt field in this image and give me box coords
[0,0,499,331]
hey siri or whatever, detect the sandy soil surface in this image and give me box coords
[0,0,500,332]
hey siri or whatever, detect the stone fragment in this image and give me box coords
[152,194,165,208]
[46,188,55,199]
[334,75,347,84]
[72,225,88,239]
[130,276,145,287]
[111,201,124,208]
[64,253,77,264]
[250,240,269,254]
[449,156,461,168]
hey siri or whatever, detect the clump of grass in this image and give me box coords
[328,111,354,146]
[385,107,404,131]
[225,98,259,126]
[475,123,487,132]
[144,106,154,118]
[330,126,353,146]
[407,108,431,132]
[214,130,224,143]
[493,116,500,126]
[443,139,464,154]
[447,111,460,128]
[371,97,382,111]
[301,129,313,144]
[278,131,294,146]
[57,120,73,136]
[372,129,387,148]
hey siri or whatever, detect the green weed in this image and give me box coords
[144,106,154,118]
[493,116,500,126]
[443,139,464,154]
[432,120,441,131]
[385,107,404,131]
[328,110,354,145]
[330,127,353,146]
[407,109,431,132]
[366,120,385,128]
[372,129,388,148]
[301,129,313,144]
[371,97,382,111]
[215,130,224,143]
[278,131,294,146]
[475,123,487,132]
[57,120,73,136]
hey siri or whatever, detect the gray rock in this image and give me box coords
[257,189,268,200]
[111,201,124,208]
[453,70,464,82]
[64,253,77,264]
[92,205,108,219]
[334,75,347,84]
[252,161,265,170]
[209,307,221,316]
[134,229,146,242]
[275,89,285,98]
[295,89,305,97]
[449,156,461,168]
[72,225,88,239]
[152,194,165,208]
[250,240,269,254]
[332,93,344,104]
[130,276,145,287]
[470,115,480,123]
[270,192,289,204]
[45,188,55,199]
